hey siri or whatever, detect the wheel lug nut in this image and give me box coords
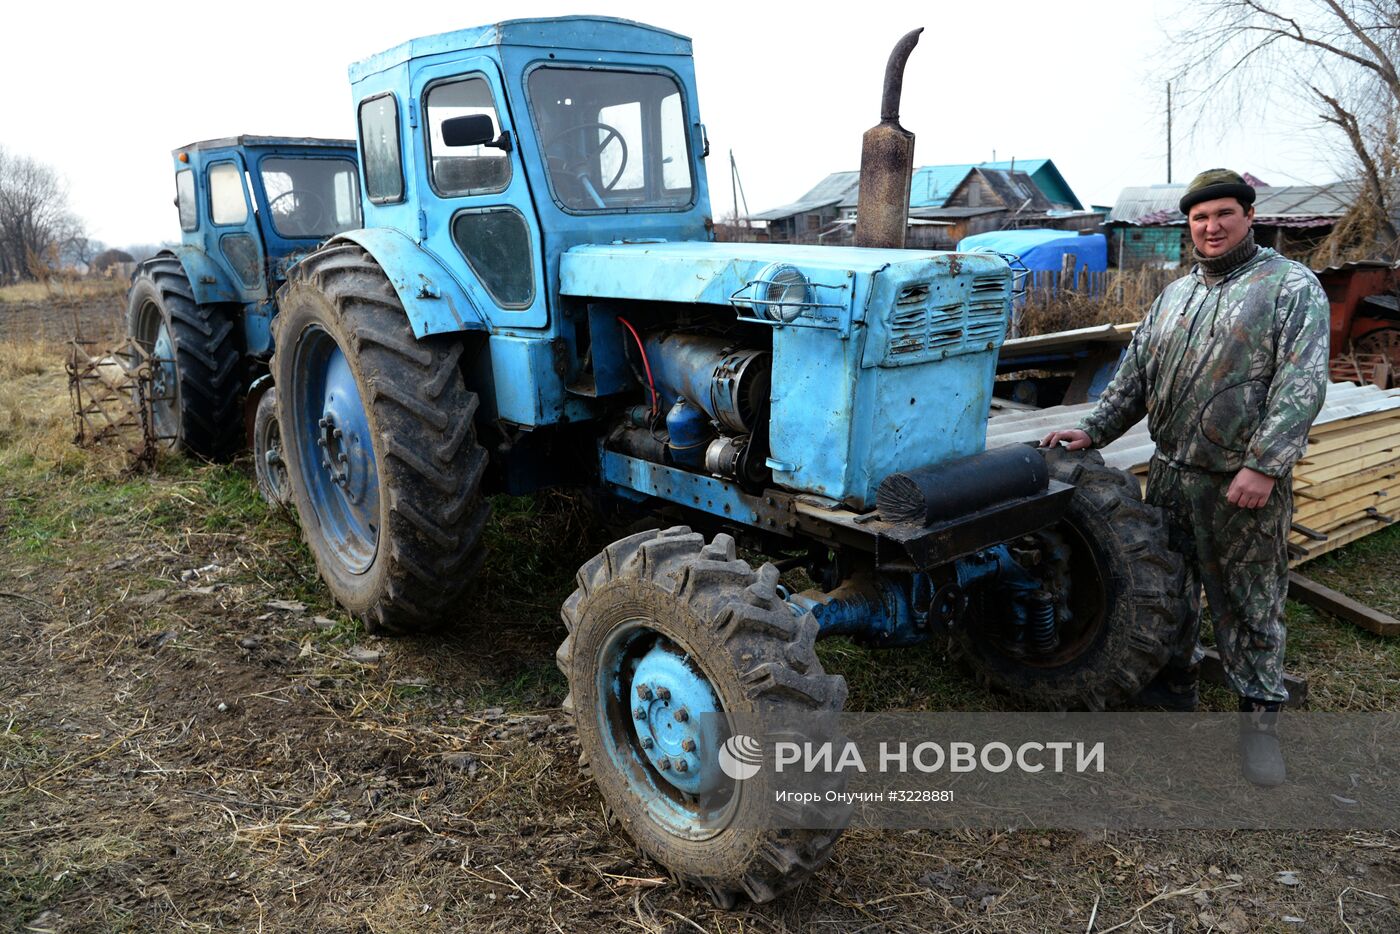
[635,684,652,700]
[673,707,689,723]
[633,707,647,721]
[333,428,343,439]
[658,758,671,771]
[640,737,653,749]
[316,438,326,447]
[675,760,688,773]
[655,686,671,701]
[681,738,696,752]
[337,453,348,463]
[318,417,329,428]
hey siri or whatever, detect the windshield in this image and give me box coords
[258,157,362,239]
[528,68,694,212]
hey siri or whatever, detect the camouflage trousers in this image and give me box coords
[1145,457,1291,703]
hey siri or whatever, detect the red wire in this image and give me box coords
[616,316,658,416]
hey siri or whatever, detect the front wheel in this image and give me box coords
[951,448,1187,709]
[557,527,848,906]
[271,243,489,634]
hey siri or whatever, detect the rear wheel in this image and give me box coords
[557,527,849,906]
[272,243,489,634]
[125,253,242,459]
[253,387,291,508]
[951,448,1187,709]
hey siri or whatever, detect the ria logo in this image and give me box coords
[718,734,763,780]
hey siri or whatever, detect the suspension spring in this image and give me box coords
[1027,590,1058,655]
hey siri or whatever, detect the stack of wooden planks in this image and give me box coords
[1290,405,1400,561]
[985,381,1400,566]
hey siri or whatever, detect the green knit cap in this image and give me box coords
[1179,168,1255,214]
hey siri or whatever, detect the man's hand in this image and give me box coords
[1041,429,1093,450]
[1227,467,1275,509]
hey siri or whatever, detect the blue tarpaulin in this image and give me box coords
[956,229,1107,273]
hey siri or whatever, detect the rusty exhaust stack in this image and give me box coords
[853,27,923,249]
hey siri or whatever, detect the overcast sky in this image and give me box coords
[5,0,1351,247]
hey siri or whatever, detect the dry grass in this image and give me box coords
[0,276,126,305]
[1,298,1399,931]
[1017,267,1178,337]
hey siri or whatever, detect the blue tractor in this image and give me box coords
[125,136,360,477]
[265,18,1186,903]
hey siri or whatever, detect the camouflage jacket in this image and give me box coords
[1079,247,1329,477]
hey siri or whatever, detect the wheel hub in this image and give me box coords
[630,642,724,795]
[292,327,380,573]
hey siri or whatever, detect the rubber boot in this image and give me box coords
[1131,663,1199,711]
[1238,697,1286,787]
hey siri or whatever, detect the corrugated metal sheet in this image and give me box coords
[1112,179,1379,228]
[750,197,841,222]
[753,159,1079,222]
[985,382,1400,472]
[1106,185,1188,224]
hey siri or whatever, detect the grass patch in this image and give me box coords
[0,277,125,305]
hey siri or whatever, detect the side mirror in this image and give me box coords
[442,114,511,152]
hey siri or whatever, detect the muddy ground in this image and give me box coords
[1,293,1397,933]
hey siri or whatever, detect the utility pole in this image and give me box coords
[1166,82,1173,184]
[729,150,751,226]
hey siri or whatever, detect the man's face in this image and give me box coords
[1188,197,1254,257]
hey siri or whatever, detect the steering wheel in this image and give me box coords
[544,122,630,193]
[268,189,329,237]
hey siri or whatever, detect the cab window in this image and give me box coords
[208,163,248,225]
[425,76,510,196]
[359,94,404,203]
[529,68,694,213]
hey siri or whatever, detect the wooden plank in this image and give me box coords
[1288,571,1400,637]
[1294,448,1400,485]
[1310,408,1400,437]
[1290,516,1390,562]
[1293,477,1400,526]
[1304,420,1400,453]
[1294,457,1400,499]
[1294,436,1400,472]
[1198,648,1308,706]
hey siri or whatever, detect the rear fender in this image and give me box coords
[169,245,241,305]
[331,229,488,338]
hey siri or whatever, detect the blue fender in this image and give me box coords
[169,245,242,305]
[331,229,488,338]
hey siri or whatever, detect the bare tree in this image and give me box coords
[1166,1,1399,259]
[0,145,87,281]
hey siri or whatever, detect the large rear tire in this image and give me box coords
[557,527,849,906]
[125,253,242,460]
[951,447,1187,710]
[272,243,489,634]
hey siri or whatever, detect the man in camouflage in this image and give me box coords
[1043,168,1330,786]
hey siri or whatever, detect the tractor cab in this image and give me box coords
[169,137,360,349]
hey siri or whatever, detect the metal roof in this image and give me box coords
[350,16,691,81]
[174,136,356,154]
[756,159,1078,221]
[750,197,842,222]
[1110,179,1369,226]
[1105,185,1188,224]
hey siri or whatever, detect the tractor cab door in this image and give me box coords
[203,152,267,304]
[412,56,548,330]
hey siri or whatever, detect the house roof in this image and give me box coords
[970,168,1055,212]
[1109,179,1368,227]
[754,158,1080,221]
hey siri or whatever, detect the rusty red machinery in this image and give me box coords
[1316,260,1400,386]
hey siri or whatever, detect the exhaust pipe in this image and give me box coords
[853,27,923,249]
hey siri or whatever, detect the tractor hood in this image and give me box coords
[559,240,1000,311]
